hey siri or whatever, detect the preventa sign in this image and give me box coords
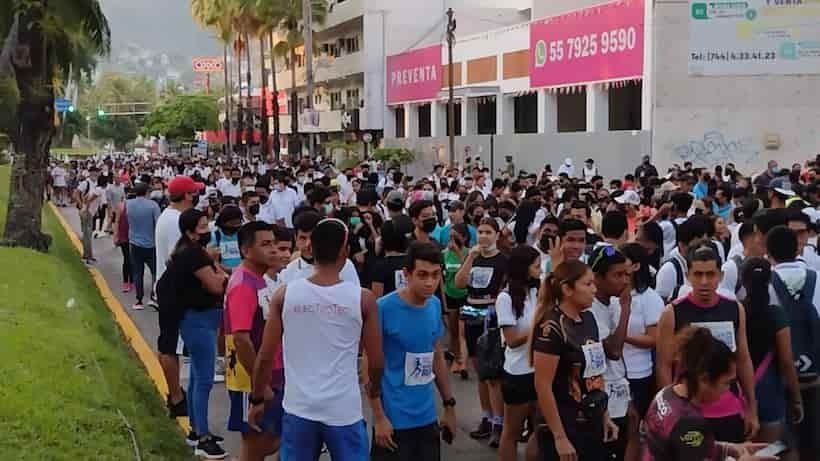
[386,44,442,104]
[689,0,820,76]
[529,0,644,87]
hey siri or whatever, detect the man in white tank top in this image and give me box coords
[248,218,384,461]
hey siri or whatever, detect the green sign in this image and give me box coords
[535,40,547,66]
[692,3,708,19]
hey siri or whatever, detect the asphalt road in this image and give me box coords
[59,206,513,460]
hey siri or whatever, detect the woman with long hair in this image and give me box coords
[740,257,803,450]
[641,327,777,461]
[442,222,471,378]
[496,245,541,461]
[167,208,228,458]
[455,217,509,447]
[530,260,618,461]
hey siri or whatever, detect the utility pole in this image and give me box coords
[224,43,232,156]
[303,0,315,158]
[446,8,457,168]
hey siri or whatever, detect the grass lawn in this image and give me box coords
[50,147,96,157]
[0,166,192,460]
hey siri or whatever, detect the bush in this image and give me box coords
[372,147,415,167]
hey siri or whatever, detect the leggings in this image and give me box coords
[94,204,107,231]
[118,242,132,284]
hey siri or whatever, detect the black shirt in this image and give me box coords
[371,254,407,295]
[532,308,604,425]
[467,252,508,300]
[168,244,222,310]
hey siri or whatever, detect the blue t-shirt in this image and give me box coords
[212,229,241,268]
[126,197,160,248]
[693,181,708,199]
[432,223,476,247]
[377,291,444,430]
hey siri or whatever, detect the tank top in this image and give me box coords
[673,293,742,418]
[281,278,363,426]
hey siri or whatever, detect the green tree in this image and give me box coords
[0,0,110,251]
[142,95,219,143]
[78,72,157,116]
[90,116,137,150]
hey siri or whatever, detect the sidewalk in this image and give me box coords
[57,205,505,459]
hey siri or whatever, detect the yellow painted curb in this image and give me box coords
[48,203,192,435]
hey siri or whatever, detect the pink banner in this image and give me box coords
[387,44,442,104]
[529,0,644,88]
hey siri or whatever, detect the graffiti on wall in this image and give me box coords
[670,131,759,166]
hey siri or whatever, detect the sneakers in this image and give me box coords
[122,282,131,293]
[489,423,503,448]
[132,302,145,311]
[147,296,159,310]
[469,417,492,440]
[167,391,187,419]
[186,432,224,447]
[194,437,227,459]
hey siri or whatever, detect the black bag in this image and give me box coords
[476,326,505,380]
[772,270,820,382]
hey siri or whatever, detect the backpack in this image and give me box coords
[771,270,820,382]
[156,260,183,318]
[664,257,685,302]
[731,255,744,295]
[73,179,91,208]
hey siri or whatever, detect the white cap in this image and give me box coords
[614,190,641,206]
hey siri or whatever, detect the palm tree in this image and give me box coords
[263,0,328,155]
[0,0,110,251]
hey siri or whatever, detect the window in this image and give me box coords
[476,98,496,135]
[514,93,538,134]
[324,43,340,58]
[298,97,305,114]
[446,102,462,136]
[557,88,586,132]
[345,36,360,54]
[330,92,342,111]
[395,107,405,138]
[418,104,431,138]
[345,88,360,108]
[295,54,305,68]
[314,94,322,106]
[609,81,642,131]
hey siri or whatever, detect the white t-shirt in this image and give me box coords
[258,273,282,320]
[270,187,299,228]
[217,178,242,198]
[656,248,690,302]
[588,296,631,419]
[279,257,361,286]
[155,207,182,281]
[718,256,744,301]
[495,287,536,376]
[52,167,67,187]
[622,288,664,379]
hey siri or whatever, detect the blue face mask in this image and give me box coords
[771,166,781,174]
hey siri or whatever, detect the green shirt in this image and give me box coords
[443,248,468,299]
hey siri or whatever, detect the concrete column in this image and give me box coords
[538,88,558,134]
[384,106,396,138]
[431,101,446,138]
[497,93,514,135]
[586,84,609,132]
[462,96,475,135]
[404,103,419,138]
[641,0,653,131]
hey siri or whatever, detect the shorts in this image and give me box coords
[157,305,183,355]
[227,390,284,435]
[792,385,819,461]
[370,422,440,461]
[628,375,655,421]
[461,305,495,358]
[280,413,367,461]
[501,371,537,405]
[706,413,745,443]
[604,416,628,461]
[539,423,605,461]
[444,295,465,312]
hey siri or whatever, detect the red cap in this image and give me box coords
[167,175,205,194]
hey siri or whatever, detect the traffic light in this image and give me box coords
[68,105,75,113]
[96,107,105,118]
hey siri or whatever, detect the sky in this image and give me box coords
[99,0,220,58]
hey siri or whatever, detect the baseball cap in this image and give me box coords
[386,190,404,207]
[659,181,680,193]
[614,190,640,206]
[770,177,796,197]
[168,175,205,195]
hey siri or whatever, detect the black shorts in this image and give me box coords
[604,416,628,461]
[628,375,656,421]
[157,305,183,355]
[371,422,440,461]
[502,371,537,405]
[444,295,465,312]
[706,413,745,443]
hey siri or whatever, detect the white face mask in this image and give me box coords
[481,242,497,252]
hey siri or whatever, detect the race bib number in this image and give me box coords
[469,266,494,289]
[221,240,240,260]
[404,352,435,386]
[582,341,607,378]
[394,270,407,290]
[606,380,631,419]
[692,321,736,352]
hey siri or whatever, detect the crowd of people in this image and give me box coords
[50,152,820,461]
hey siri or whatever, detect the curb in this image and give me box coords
[48,203,192,435]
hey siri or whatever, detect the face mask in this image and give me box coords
[248,204,261,216]
[150,190,163,200]
[232,178,240,184]
[771,166,781,174]
[297,176,306,184]
[500,212,512,222]
[481,242,497,252]
[259,195,269,205]
[221,225,240,236]
[349,216,362,225]
[422,217,437,233]
[324,203,333,215]
[198,232,212,246]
